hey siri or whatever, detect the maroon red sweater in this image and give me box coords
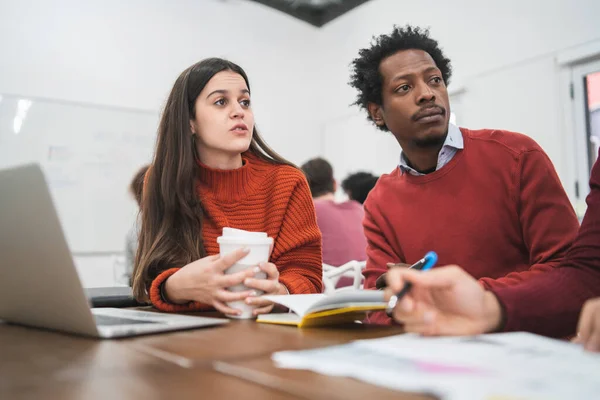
[490,153,600,338]
[364,128,580,325]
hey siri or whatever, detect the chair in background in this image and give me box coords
[322,260,366,294]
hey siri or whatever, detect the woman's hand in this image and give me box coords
[164,248,260,316]
[244,262,287,316]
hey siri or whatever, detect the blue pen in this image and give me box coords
[386,251,438,316]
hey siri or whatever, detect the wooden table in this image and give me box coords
[0,312,436,399]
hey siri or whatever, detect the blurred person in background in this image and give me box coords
[302,158,367,287]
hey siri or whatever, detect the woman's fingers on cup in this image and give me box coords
[215,289,255,303]
[246,295,273,307]
[245,276,280,293]
[212,299,241,316]
[214,247,251,271]
[218,267,260,287]
[252,304,274,316]
[258,262,279,278]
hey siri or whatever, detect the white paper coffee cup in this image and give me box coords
[217,230,274,319]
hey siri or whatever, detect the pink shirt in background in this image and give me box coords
[313,199,367,267]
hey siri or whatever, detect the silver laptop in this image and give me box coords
[0,164,228,338]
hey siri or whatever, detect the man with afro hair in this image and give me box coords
[349,25,580,325]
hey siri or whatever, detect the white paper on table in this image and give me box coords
[272,332,600,400]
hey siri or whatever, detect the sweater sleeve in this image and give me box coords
[149,268,213,312]
[362,191,405,325]
[479,149,579,289]
[489,153,600,337]
[274,175,323,294]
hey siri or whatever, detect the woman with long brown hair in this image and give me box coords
[133,58,322,317]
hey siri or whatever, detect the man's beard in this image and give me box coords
[411,131,447,149]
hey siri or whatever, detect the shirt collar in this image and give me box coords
[399,123,464,174]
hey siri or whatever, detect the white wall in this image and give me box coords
[0,0,321,165]
[3,0,600,286]
[73,254,128,288]
[0,0,322,286]
[317,0,600,198]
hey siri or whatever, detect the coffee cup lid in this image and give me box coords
[217,236,274,246]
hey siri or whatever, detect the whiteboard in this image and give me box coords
[0,94,160,253]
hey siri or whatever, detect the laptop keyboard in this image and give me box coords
[94,314,159,326]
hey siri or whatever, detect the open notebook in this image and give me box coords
[257,290,386,328]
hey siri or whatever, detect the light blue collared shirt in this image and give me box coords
[399,123,464,176]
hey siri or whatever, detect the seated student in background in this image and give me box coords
[124,165,149,286]
[301,158,368,275]
[341,171,379,205]
[348,25,580,325]
[133,58,322,317]
[385,150,600,350]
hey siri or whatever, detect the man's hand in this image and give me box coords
[386,265,503,336]
[574,298,600,352]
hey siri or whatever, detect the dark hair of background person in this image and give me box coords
[301,157,335,198]
[341,172,378,204]
[129,165,150,206]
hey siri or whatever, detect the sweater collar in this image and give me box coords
[195,152,268,203]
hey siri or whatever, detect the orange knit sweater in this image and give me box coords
[149,152,323,312]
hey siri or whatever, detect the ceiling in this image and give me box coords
[248,0,373,27]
